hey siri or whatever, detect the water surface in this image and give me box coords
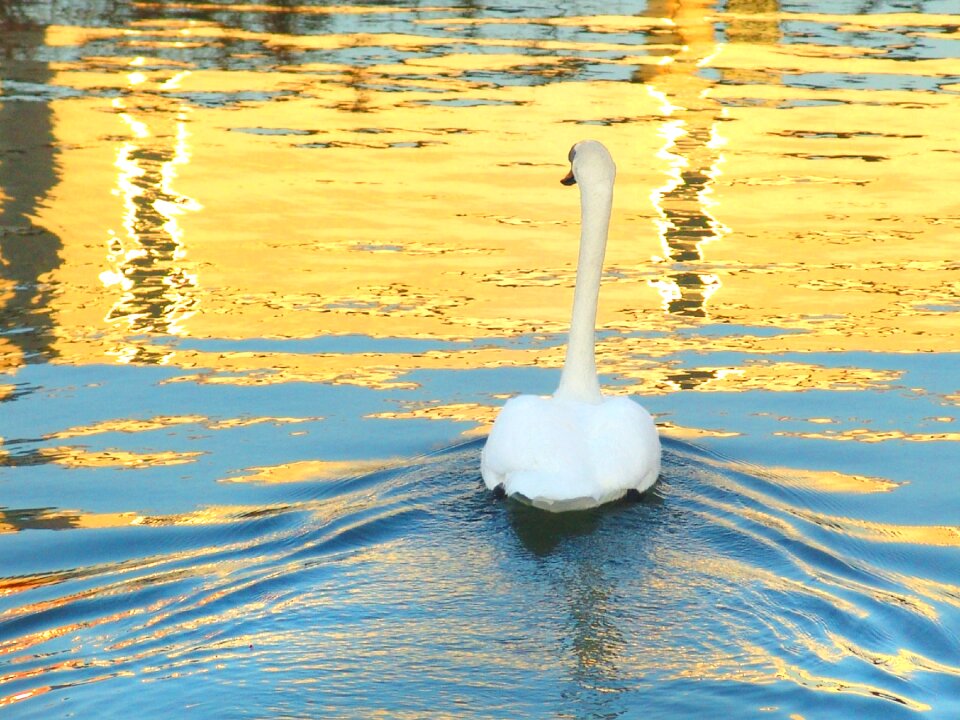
[1,0,959,717]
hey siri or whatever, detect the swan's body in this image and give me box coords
[481,140,661,512]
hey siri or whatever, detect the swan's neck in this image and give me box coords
[554,178,612,404]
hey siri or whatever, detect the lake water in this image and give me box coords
[2,0,959,717]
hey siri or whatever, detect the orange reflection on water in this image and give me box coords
[100,57,200,365]
[607,352,902,396]
[133,2,447,15]
[775,428,960,443]
[0,502,300,535]
[653,421,741,439]
[38,446,203,469]
[367,401,498,436]
[48,414,208,439]
[753,465,899,494]
[759,650,931,712]
[47,413,318,439]
[822,629,960,680]
[22,11,955,387]
[644,0,729,318]
[226,458,400,484]
[0,685,51,711]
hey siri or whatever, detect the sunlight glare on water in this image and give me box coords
[1,0,959,717]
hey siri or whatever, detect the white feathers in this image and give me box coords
[481,394,661,511]
[481,140,662,512]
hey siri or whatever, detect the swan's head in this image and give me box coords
[560,140,616,188]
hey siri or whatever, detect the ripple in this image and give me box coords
[5,441,959,716]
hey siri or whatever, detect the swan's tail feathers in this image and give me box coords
[497,469,623,512]
[511,491,607,513]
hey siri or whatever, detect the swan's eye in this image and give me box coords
[567,145,577,163]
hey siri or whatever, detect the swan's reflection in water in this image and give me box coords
[507,490,666,558]
[507,491,666,710]
[507,502,604,557]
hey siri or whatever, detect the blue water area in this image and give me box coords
[3,440,959,718]
[2,338,958,716]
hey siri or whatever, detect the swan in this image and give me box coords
[481,140,661,512]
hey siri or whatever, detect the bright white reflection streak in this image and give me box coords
[646,41,730,317]
[100,64,200,364]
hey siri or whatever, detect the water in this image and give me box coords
[2,0,959,717]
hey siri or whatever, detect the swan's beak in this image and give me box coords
[560,168,577,186]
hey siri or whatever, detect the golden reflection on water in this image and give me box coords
[1,490,319,538]
[48,413,316,439]
[645,0,729,319]
[0,4,954,507]
[26,13,957,371]
[777,427,960,443]
[36,446,203,469]
[226,457,399,483]
[101,57,200,365]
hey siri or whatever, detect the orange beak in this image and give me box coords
[560,169,577,186]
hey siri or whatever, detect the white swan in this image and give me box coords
[481,140,661,512]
